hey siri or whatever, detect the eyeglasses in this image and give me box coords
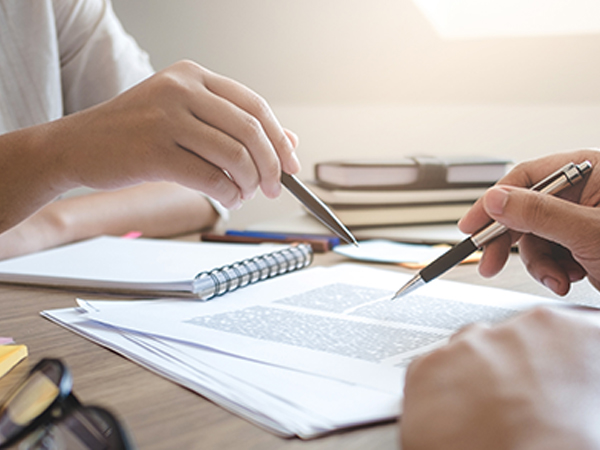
[0,358,134,450]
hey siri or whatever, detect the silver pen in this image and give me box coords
[391,160,593,300]
[281,172,358,246]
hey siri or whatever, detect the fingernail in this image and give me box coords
[289,152,301,173]
[542,276,560,293]
[484,187,509,216]
[230,198,243,211]
[286,130,299,148]
[567,269,583,282]
[244,192,256,202]
[270,182,281,198]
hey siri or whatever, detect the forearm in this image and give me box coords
[53,182,219,238]
[0,123,75,233]
[0,182,220,260]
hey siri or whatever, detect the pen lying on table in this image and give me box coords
[226,230,339,247]
[391,160,593,300]
[200,232,332,253]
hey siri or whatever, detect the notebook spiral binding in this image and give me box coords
[192,244,313,300]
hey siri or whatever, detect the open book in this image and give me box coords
[0,236,313,299]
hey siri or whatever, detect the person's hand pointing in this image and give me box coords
[458,149,600,295]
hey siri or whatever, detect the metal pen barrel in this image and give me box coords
[392,160,592,300]
[471,161,591,248]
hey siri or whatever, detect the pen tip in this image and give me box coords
[390,290,403,301]
[341,234,359,247]
[391,274,425,301]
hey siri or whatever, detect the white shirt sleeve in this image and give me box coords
[52,0,154,114]
[53,0,228,224]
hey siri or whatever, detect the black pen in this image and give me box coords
[281,172,358,246]
[391,160,593,300]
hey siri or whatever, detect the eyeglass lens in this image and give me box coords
[0,361,63,446]
[18,407,122,450]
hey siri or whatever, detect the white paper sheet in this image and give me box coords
[334,239,449,264]
[75,265,557,391]
[42,263,561,438]
[42,307,399,438]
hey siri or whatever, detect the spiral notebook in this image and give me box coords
[0,236,313,299]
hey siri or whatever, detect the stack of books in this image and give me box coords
[308,155,513,228]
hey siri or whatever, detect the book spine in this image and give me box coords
[192,244,313,300]
[314,180,496,191]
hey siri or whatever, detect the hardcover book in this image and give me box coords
[305,181,487,206]
[314,155,512,190]
[328,203,473,227]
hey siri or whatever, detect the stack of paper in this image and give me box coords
[42,264,558,438]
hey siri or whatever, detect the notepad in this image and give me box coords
[0,344,28,378]
[0,236,313,299]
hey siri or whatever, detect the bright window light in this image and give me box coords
[412,0,600,39]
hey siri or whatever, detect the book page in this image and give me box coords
[78,264,559,394]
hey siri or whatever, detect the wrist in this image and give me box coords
[31,118,83,194]
[13,121,75,197]
[0,204,72,260]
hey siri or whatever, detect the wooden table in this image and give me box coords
[0,250,597,449]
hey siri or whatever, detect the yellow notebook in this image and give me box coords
[0,345,28,378]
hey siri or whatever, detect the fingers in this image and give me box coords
[146,61,300,202]
[156,140,244,210]
[449,322,491,343]
[462,184,599,282]
[284,128,300,149]
[459,199,519,278]
[519,235,586,295]
[482,186,598,253]
[200,68,301,196]
[458,150,600,293]
[406,322,490,384]
[173,109,262,201]
[476,232,514,278]
[458,195,494,235]
[482,186,600,293]
[458,149,600,235]
[184,84,281,199]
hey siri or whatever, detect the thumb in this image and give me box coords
[482,186,595,252]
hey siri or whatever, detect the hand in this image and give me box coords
[400,307,600,450]
[0,60,300,233]
[458,149,600,295]
[51,60,300,208]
